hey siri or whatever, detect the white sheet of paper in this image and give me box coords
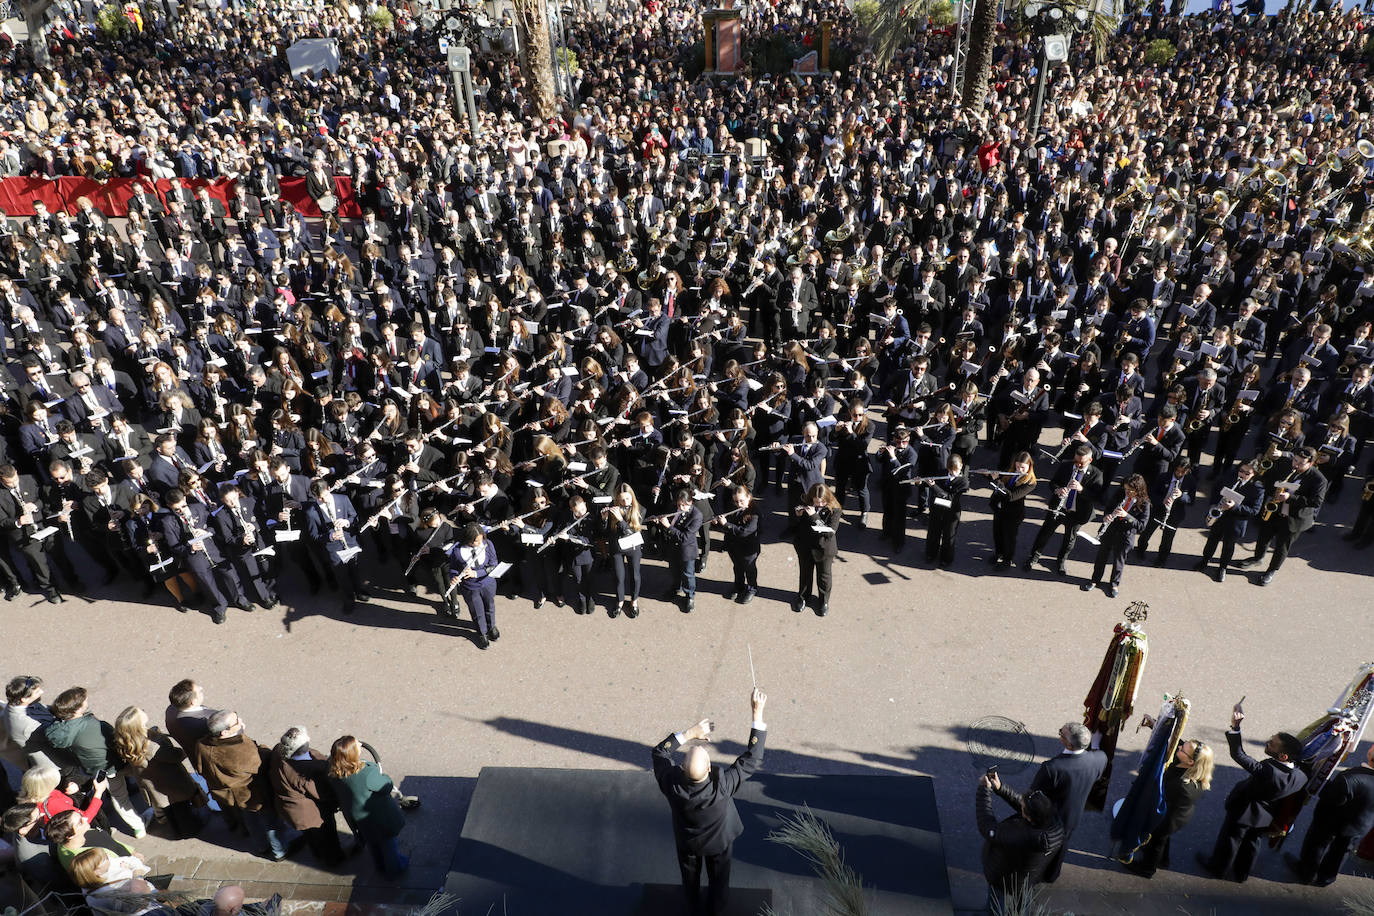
[520,532,544,546]
[490,561,512,579]
[276,529,302,542]
[33,526,59,541]
[337,546,362,562]
[618,531,644,550]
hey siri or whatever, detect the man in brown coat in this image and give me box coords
[189,710,287,861]
[268,727,344,866]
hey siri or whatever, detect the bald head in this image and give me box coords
[683,746,711,783]
[212,885,245,916]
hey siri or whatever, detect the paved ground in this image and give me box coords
[5,435,1371,915]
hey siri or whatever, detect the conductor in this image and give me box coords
[652,688,768,915]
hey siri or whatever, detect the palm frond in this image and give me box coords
[991,876,1053,916]
[869,0,949,66]
[763,807,869,916]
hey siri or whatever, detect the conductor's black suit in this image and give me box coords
[652,725,767,915]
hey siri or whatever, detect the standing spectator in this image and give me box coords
[3,675,53,771]
[35,688,145,838]
[1195,704,1306,883]
[976,772,1063,913]
[1120,727,1214,878]
[163,679,218,753]
[326,736,410,878]
[111,707,205,839]
[187,710,286,861]
[269,727,345,868]
[1287,743,1374,886]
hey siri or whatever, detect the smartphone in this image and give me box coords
[985,764,999,778]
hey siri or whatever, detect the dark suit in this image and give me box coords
[1202,730,1306,881]
[659,506,703,600]
[1029,462,1104,570]
[157,503,246,620]
[1252,462,1328,575]
[1296,763,1374,885]
[997,747,1107,882]
[0,480,53,593]
[652,725,766,915]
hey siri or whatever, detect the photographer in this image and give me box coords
[976,770,1063,913]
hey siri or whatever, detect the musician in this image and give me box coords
[1135,457,1196,567]
[209,484,278,610]
[631,297,671,374]
[985,451,1037,569]
[1311,414,1357,503]
[0,465,59,603]
[912,404,956,516]
[1081,473,1149,598]
[992,367,1050,468]
[1238,447,1328,586]
[655,489,703,613]
[304,478,370,613]
[1195,461,1265,583]
[1131,405,1186,485]
[39,459,89,592]
[447,522,502,650]
[602,483,644,619]
[1025,445,1103,576]
[776,266,819,342]
[924,454,969,569]
[714,483,760,605]
[883,354,938,430]
[1257,365,1318,421]
[878,426,918,547]
[79,469,131,584]
[262,457,325,594]
[159,487,249,625]
[1057,401,1110,463]
[1180,369,1227,466]
[792,483,840,616]
[831,399,872,524]
[782,421,827,514]
[1212,363,1263,479]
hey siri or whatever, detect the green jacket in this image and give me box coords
[42,714,114,775]
[329,761,404,839]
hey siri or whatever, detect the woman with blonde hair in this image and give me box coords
[112,707,204,838]
[19,763,106,826]
[70,847,160,915]
[1123,730,1214,878]
[602,482,644,618]
[326,736,410,878]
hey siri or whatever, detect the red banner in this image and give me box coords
[0,175,360,218]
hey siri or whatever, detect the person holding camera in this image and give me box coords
[976,770,1064,914]
[652,688,767,916]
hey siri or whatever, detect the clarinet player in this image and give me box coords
[1082,474,1150,598]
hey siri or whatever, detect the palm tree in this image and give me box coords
[869,0,1115,115]
[513,0,558,120]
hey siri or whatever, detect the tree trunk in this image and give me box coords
[960,0,999,113]
[512,0,557,121]
[21,0,54,70]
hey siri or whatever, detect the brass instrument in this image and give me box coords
[1258,437,1283,472]
[637,263,664,290]
[1363,479,1374,501]
[824,227,851,247]
[1222,397,1247,429]
[1287,148,1308,168]
[1186,413,1207,433]
[1263,168,1288,187]
[615,250,638,273]
[1359,139,1374,160]
[1205,505,1224,527]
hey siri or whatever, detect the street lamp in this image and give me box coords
[1022,1,1090,137]
[420,0,486,138]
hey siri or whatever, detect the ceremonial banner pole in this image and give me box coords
[1082,601,1150,812]
[1109,693,1189,864]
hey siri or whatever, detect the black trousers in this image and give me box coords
[1253,519,1300,573]
[727,547,758,592]
[1030,513,1083,565]
[797,550,832,602]
[1200,525,1241,568]
[925,510,959,564]
[991,507,1024,562]
[834,467,871,513]
[1205,814,1266,881]
[6,539,53,591]
[880,483,910,544]
[1298,824,1356,885]
[612,549,641,603]
[1091,533,1132,588]
[229,553,276,607]
[678,841,732,916]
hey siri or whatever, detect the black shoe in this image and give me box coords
[1080,582,1094,592]
[1022,553,1041,570]
[723,589,737,601]
[175,603,189,614]
[475,632,489,649]
[1217,568,1227,583]
[355,589,372,602]
[44,590,60,604]
[534,597,546,609]
[740,588,755,604]
[628,601,640,618]
[1055,563,1068,577]
[1194,853,1223,878]
[553,596,564,608]
[488,626,500,641]
[684,597,694,613]
[3,585,19,600]
[1106,585,1119,598]
[609,604,620,619]
[212,612,226,625]
[1258,572,1274,586]
[817,603,829,617]
[792,597,805,613]
[233,603,252,612]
